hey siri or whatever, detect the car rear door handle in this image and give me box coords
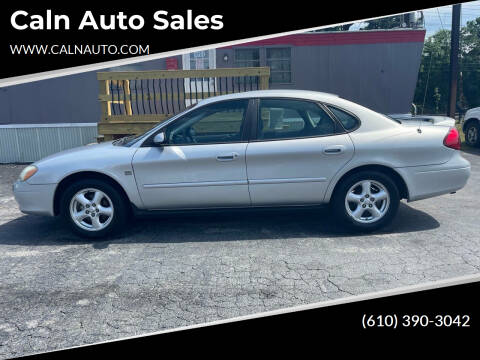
[216,152,239,161]
[323,145,345,154]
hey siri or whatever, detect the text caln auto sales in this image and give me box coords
[10,10,224,30]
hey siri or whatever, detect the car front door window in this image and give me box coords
[166,100,249,145]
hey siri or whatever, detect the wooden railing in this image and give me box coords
[97,67,270,141]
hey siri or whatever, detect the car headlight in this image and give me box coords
[18,165,38,182]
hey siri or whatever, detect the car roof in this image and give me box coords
[195,89,340,106]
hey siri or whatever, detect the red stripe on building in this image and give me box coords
[219,30,426,48]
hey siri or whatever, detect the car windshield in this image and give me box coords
[114,103,199,147]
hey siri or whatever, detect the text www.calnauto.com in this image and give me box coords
[10,44,150,55]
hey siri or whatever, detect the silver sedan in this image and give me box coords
[13,90,471,238]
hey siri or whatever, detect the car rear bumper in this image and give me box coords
[13,181,56,216]
[396,152,471,202]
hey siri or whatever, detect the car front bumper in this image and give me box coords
[396,152,471,202]
[13,181,56,216]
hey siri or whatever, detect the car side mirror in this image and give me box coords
[153,132,166,146]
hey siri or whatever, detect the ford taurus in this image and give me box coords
[13,90,471,238]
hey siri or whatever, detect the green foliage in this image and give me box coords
[414,17,480,115]
[460,17,480,111]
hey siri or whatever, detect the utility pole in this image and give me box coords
[447,3,461,118]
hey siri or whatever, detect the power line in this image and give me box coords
[437,8,447,31]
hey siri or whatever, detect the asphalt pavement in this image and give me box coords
[0,150,479,358]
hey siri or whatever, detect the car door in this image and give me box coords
[132,99,253,209]
[246,98,354,205]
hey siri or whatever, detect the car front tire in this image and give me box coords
[60,179,129,238]
[332,171,400,232]
[465,121,480,147]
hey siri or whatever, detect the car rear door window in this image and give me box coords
[257,99,337,140]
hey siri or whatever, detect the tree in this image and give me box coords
[433,87,442,113]
[413,30,451,114]
[460,17,480,110]
[413,17,480,115]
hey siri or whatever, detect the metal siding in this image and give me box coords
[57,127,83,150]
[0,37,422,126]
[0,128,20,163]
[0,125,98,163]
[16,128,38,163]
[0,58,170,125]
[219,37,424,114]
[36,127,62,159]
[81,126,98,145]
[274,42,424,113]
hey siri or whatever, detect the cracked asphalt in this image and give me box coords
[1,150,479,358]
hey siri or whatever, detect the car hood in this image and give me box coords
[33,141,116,163]
[465,107,480,118]
[27,141,138,185]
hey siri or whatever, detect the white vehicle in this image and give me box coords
[13,90,471,238]
[463,106,480,147]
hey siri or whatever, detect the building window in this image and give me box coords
[234,48,260,67]
[189,50,210,70]
[266,48,292,84]
[188,51,212,81]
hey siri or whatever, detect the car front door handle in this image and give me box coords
[323,145,345,154]
[216,152,239,161]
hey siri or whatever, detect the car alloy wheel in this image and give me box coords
[69,188,114,231]
[344,180,390,224]
[466,124,478,145]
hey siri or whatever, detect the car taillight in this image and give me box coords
[443,127,461,150]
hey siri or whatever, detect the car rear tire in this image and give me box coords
[465,121,480,147]
[60,179,129,238]
[332,171,400,232]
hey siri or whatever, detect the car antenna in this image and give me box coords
[413,103,422,133]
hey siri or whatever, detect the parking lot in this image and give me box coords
[0,150,479,358]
